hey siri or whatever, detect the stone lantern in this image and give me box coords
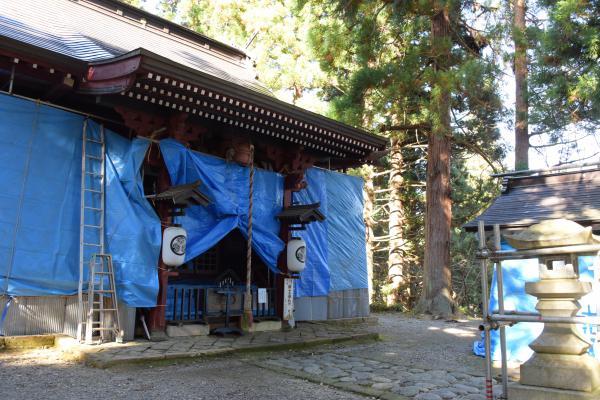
[507,220,600,399]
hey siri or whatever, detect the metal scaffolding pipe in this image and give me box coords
[478,221,494,400]
[477,218,600,399]
[489,244,600,261]
[494,224,508,399]
[491,314,600,325]
[491,310,537,316]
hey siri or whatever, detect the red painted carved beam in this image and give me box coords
[78,55,142,95]
[263,143,315,177]
[114,106,166,137]
[168,112,207,145]
[114,106,207,146]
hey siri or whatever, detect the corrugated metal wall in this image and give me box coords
[1,295,135,340]
[294,288,369,321]
[0,296,66,336]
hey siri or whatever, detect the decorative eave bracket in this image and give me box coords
[146,180,211,218]
[277,202,325,231]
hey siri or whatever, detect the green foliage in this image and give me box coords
[155,0,329,114]
[133,0,511,314]
[304,1,505,312]
[450,158,500,312]
[530,0,600,138]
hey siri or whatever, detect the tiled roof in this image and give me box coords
[0,0,388,157]
[464,169,600,231]
[0,0,271,95]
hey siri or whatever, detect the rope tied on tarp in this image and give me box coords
[243,145,255,328]
[0,296,14,336]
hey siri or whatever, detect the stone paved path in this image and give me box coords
[61,320,378,367]
[1,313,508,399]
[260,351,501,400]
[253,314,506,400]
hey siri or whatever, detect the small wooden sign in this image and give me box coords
[283,278,294,321]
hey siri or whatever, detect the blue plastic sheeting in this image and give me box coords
[294,168,368,297]
[326,171,368,291]
[159,139,284,271]
[0,93,161,306]
[105,134,162,307]
[293,168,330,297]
[473,242,599,362]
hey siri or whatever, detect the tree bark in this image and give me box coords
[514,0,529,170]
[363,165,375,304]
[387,136,406,306]
[417,5,455,317]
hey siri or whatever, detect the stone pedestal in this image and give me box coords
[509,383,600,400]
[510,260,600,399]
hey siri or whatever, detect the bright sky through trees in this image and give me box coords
[136,0,599,169]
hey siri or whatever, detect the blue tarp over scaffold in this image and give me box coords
[293,168,368,298]
[0,93,368,307]
[473,243,599,362]
[158,140,368,297]
[0,93,161,307]
[159,139,285,271]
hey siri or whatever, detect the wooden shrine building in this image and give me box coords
[0,0,386,339]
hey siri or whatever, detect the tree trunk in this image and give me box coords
[363,165,375,304]
[514,0,529,170]
[387,136,406,306]
[417,5,455,317]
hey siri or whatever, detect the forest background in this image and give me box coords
[125,0,600,316]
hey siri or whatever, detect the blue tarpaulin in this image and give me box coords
[159,139,285,271]
[326,170,368,292]
[293,168,330,297]
[0,93,161,306]
[473,242,599,361]
[104,134,162,307]
[0,93,367,308]
[294,168,368,297]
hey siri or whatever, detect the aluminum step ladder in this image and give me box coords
[77,120,122,344]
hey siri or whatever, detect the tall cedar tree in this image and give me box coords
[140,0,504,312]
[305,0,504,315]
[514,0,529,170]
[529,0,600,145]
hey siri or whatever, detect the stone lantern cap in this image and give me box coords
[504,219,598,250]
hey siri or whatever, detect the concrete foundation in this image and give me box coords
[249,320,282,333]
[166,323,210,337]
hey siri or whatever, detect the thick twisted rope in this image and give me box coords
[244,145,255,323]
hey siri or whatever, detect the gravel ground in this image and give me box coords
[0,349,364,400]
[359,313,484,373]
[0,313,487,400]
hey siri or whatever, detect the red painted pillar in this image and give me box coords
[276,173,306,319]
[147,153,173,333]
[275,184,292,318]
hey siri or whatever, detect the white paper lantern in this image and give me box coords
[162,227,187,267]
[287,237,306,273]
